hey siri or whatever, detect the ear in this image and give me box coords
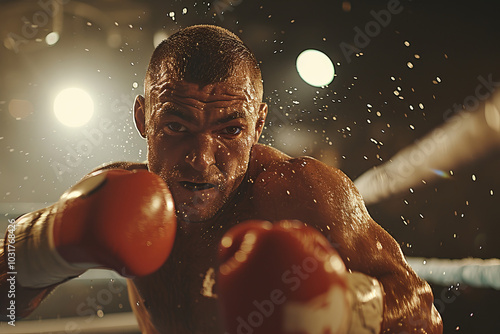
[134,95,147,138]
[254,102,268,142]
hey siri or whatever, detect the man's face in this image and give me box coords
[135,71,266,222]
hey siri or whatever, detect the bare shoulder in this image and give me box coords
[248,144,354,190]
[250,152,407,275]
[251,152,362,215]
[247,143,290,178]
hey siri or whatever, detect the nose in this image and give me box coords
[185,133,216,172]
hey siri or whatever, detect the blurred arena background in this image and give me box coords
[0,0,499,333]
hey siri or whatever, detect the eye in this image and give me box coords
[221,126,242,136]
[165,122,187,133]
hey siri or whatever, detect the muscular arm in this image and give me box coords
[252,156,442,333]
[0,161,148,320]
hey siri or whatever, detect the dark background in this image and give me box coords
[0,0,499,333]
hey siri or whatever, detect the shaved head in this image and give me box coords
[145,25,263,102]
[136,25,268,222]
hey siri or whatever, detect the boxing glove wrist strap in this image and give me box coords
[14,206,95,288]
[346,272,384,334]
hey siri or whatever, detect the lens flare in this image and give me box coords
[431,169,450,178]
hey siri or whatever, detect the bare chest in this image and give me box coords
[132,193,257,333]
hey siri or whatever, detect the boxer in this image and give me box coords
[0,25,442,333]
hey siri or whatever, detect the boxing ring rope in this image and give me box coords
[0,312,139,333]
[354,91,500,206]
[406,257,500,290]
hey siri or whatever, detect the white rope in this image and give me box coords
[355,92,500,205]
[407,257,500,290]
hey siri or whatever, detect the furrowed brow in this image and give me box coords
[157,106,196,124]
[215,111,247,125]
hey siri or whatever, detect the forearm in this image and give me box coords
[378,271,442,333]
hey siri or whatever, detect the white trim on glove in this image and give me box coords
[14,207,95,288]
[347,271,384,334]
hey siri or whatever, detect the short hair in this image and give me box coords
[146,25,263,101]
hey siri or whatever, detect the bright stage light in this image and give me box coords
[296,49,335,87]
[45,32,60,46]
[54,88,94,127]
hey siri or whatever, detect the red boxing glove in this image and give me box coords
[54,169,176,277]
[218,220,351,334]
[15,169,176,288]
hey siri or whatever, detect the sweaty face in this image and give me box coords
[143,75,263,222]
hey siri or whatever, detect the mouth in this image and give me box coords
[179,181,216,191]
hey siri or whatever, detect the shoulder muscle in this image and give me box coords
[252,157,404,274]
[252,156,363,223]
